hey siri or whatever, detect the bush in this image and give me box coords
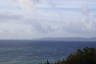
[65,47,96,64]
[44,47,96,64]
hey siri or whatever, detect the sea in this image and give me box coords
[0,40,95,64]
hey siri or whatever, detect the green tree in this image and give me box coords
[43,47,96,64]
[64,48,96,64]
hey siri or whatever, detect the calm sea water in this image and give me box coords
[0,40,95,64]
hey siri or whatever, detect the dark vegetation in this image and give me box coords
[42,47,96,64]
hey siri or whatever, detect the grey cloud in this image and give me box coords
[0,0,96,39]
[0,14,23,20]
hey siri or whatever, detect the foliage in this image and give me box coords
[43,47,96,64]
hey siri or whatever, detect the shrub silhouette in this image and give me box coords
[44,47,96,64]
[65,47,96,64]
[44,60,50,64]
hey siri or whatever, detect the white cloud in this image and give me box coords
[0,0,96,39]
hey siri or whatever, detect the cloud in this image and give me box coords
[0,0,96,39]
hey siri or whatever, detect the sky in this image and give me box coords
[0,0,96,39]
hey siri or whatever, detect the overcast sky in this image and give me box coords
[0,0,96,39]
